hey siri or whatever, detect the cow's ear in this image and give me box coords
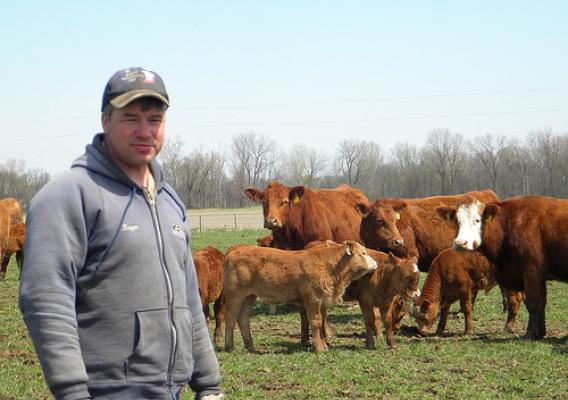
[392,200,408,212]
[244,188,263,203]
[343,241,353,256]
[436,205,456,221]
[483,203,500,224]
[356,202,370,215]
[289,186,306,204]
[387,252,399,266]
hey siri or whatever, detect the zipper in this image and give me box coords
[144,187,178,387]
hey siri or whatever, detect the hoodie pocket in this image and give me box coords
[172,306,194,381]
[126,309,171,382]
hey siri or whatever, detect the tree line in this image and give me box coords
[159,127,568,208]
[2,127,567,210]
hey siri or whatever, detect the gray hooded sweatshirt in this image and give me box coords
[19,134,222,400]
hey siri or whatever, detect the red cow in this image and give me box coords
[192,246,225,346]
[359,190,499,272]
[437,195,568,339]
[0,223,25,280]
[245,181,369,250]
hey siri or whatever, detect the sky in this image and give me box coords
[2,1,568,176]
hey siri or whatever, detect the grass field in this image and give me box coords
[0,228,566,399]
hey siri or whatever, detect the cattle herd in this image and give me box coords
[196,181,567,353]
[2,182,567,353]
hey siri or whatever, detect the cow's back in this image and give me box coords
[287,186,368,248]
[0,198,24,225]
[495,196,568,282]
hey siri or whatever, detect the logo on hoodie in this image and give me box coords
[172,224,186,239]
[121,223,139,232]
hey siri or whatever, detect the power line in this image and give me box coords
[177,86,568,111]
[4,107,566,143]
[2,85,568,127]
[176,107,568,129]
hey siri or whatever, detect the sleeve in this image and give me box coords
[18,177,92,400]
[185,250,223,399]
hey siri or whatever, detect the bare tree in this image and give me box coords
[229,131,278,206]
[282,144,328,187]
[333,139,382,192]
[423,129,465,194]
[469,134,511,194]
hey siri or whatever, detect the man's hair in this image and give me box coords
[103,97,169,120]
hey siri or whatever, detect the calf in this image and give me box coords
[348,250,421,348]
[0,223,25,280]
[192,246,225,346]
[410,248,523,336]
[223,240,377,353]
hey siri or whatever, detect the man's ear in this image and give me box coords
[101,112,109,133]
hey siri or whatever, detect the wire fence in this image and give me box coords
[187,211,264,231]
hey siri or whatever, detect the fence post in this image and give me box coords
[234,213,237,230]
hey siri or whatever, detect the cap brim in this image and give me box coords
[110,89,169,109]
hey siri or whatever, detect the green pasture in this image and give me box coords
[0,228,566,399]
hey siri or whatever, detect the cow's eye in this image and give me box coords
[475,218,481,224]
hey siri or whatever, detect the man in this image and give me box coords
[19,67,223,400]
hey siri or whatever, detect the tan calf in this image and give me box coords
[349,250,420,348]
[223,240,377,353]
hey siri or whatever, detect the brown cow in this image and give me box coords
[0,223,26,280]
[192,246,225,346]
[438,195,568,339]
[0,198,24,225]
[348,249,420,348]
[223,240,377,353]
[0,206,10,280]
[245,181,369,250]
[410,248,523,336]
[359,190,499,272]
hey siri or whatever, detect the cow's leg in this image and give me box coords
[499,285,508,313]
[503,290,522,333]
[359,294,377,349]
[299,305,310,347]
[435,304,450,336]
[224,292,243,352]
[379,305,395,349]
[523,271,546,340]
[238,295,258,353]
[304,303,326,352]
[16,251,24,280]
[213,293,225,347]
[460,292,474,335]
[321,309,331,348]
[202,303,211,326]
[0,253,8,280]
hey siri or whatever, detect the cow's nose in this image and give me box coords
[454,238,468,249]
[394,238,404,247]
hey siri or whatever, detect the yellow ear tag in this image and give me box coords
[395,212,401,220]
[485,215,493,223]
[292,194,300,204]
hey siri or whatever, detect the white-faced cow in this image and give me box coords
[437,195,568,339]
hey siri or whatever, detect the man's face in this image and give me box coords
[101,101,166,172]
